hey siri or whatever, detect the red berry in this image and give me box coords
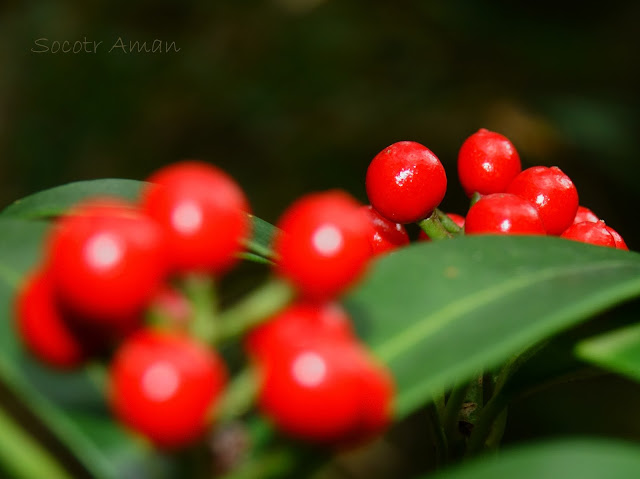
[257,337,393,445]
[560,221,615,248]
[365,141,447,224]
[273,191,373,299]
[573,206,599,225]
[506,166,579,235]
[361,205,409,256]
[457,128,521,196]
[418,213,465,241]
[340,343,394,445]
[109,329,227,449]
[258,338,362,443]
[246,301,355,360]
[142,161,251,275]
[47,200,168,324]
[465,193,546,235]
[604,225,628,250]
[14,270,86,369]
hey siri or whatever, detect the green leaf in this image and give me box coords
[0,179,277,260]
[427,438,640,479]
[0,179,145,219]
[576,321,640,382]
[344,236,640,418]
[245,215,277,260]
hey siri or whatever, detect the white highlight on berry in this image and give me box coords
[312,225,343,256]
[499,219,512,231]
[394,168,412,186]
[85,233,123,270]
[172,200,203,234]
[142,361,180,402]
[292,351,326,387]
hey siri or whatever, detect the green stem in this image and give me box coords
[212,368,259,422]
[485,408,508,451]
[417,211,453,240]
[465,391,509,456]
[182,274,219,343]
[434,390,446,421]
[465,341,548,455]
[435,209,463,235]
[0,403,73,479]
[242,238,276,261]
[237,252,275,266]
[470,192,482,207]
[221,447,294,479]
[443,382,469,440]
[427,401,448,468]
[217,278,295,342]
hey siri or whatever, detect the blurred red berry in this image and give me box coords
[246,301,355,360]
[273,191,373,299]
[457,129,521,196]
[465,193,546,235]
[109,329,227,449]
[506,166,578,235]
[257,336,393,445]
[15,269,86,369]
[142,161,251,275]
[366,141,447,224]
[47,199,167,325]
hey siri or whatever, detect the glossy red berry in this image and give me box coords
[361,205,409,256]
[604,226,628,250]
[465,193,546,235]
[142,161,251,275]
[506,166,579,235]
[257,337,393,445]
[246,301,355,360]
[418,213,465,241]
[560,221,615,248]
[109,329,227,449]
[273,191,373,299]
[47,200,168,324]
[366,141,447,224]
[457,128,521,196]
[15,269,86,369]
[572,206,599,225]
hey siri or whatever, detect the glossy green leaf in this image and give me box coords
[576,321,640,382]
[428,438,640,479]
[0,179,277,260]
[344,235,640,418]
[0,179,145,219]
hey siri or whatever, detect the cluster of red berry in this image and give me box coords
[364,129,627,250]
[14,161,394,450]
[13,128,628,454]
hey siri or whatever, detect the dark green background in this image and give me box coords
[1,1,639,243]
[1,1,640,476]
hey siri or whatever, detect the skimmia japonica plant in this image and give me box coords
[2,129,640,479]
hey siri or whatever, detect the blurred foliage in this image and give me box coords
[1,1,640,477]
